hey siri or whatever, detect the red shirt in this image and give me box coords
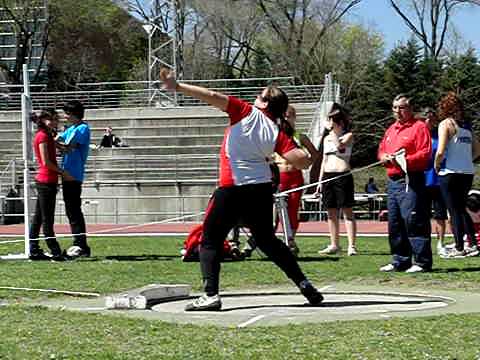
[378,117,431,177]
[34,129,58,183]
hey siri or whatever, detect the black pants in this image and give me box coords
[29,182,61,255]
[62,180,88,248]
[200,183,307,296]
[439,173,475,251]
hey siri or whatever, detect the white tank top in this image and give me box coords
[323,133,352,162]
[439,123,474,175]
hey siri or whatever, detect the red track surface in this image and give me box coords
[0,221,388,236]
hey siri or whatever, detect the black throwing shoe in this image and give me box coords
[50,253,70,262]
[29,250,51,261]
[299,280,324,306]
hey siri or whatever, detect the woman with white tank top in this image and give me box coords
[434,92,480,257]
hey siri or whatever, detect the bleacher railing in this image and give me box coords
[0,78,324,110]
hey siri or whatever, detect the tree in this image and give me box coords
[0,0,49,84]
[440,49,480,121]
[389,0,480,60]
[383,38,422,100]
[252,0,363,82]
[48,0,146,88]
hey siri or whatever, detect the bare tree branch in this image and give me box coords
[389,0,480,59]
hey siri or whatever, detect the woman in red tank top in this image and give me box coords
[29,109,74,261]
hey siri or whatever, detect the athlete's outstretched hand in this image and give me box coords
[160,68,177,92]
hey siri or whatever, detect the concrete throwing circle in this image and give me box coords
[151,290,453,327]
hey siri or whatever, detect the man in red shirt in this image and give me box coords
[378,94,432,273]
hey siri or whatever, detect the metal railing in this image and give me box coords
[0,192,387,225]
[86,153,220,184]
[0,80,323,110]
[0,159,17,194]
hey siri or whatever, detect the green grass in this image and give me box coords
[1,235,480,359]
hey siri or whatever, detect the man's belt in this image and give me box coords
[389,174,405,181]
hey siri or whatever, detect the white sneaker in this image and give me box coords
[347,246,357,256]
[436,242,445,255]
[379,264,395,272]
[318,245,341,255]
[405,265,424,273]
[465,245,479,257]
[184,294,222,311]
[441,248,466,259]
[437,246,448,257]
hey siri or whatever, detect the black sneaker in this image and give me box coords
[50,253,69,262]
[185,294,222,311]
[29,250,51,261]
[299,280,324,306]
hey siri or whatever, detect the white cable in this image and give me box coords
[276,160,383,197]
[0,286,100,297]
[0,211,205,245]
[276,149,406,198]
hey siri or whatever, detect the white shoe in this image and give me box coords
[379,263,395,272]
[437,246,448,257]
[184,294,222,311]
[405,265,425,273]
[465,245,479,257]
[441,248,466,259]
[318,245,341,255]
[347,246,357,256]
[436,242,444,255]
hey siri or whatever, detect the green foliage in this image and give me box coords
[48,0,146,88]
[345,37,480,166]
[383,38,422,101]
[440,49,480,126]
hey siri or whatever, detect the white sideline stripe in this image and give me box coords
[0,286,100,297]
[237,314,266,328]
[318,285,333,292]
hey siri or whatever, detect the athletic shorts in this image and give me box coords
[322,171,355,209]
[426,185,448,220]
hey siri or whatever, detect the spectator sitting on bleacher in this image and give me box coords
[466,191,480,250]
[365,177,379,194]
[99,127,123,148]
[365,177,379,220]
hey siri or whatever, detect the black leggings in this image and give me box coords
[439,173,476,251]
[29,181,61,254]
[62,180,87,247]
[200,183,307,296]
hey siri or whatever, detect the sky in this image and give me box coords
[348,0,480,55]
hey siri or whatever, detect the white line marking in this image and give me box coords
[238,314,266,328]
[318,285,333,292]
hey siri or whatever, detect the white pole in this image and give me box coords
[22,64,31,258]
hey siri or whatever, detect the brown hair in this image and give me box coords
[32,108,58,131]
[329,102,351,131]
[263,86,289,121]
[438,91,464,121]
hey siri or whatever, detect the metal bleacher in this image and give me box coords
[0,81,319,223]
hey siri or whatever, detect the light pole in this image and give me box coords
[142,24,154,106]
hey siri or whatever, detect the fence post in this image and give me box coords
[11,159,16,189]
[115,197,119,224]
